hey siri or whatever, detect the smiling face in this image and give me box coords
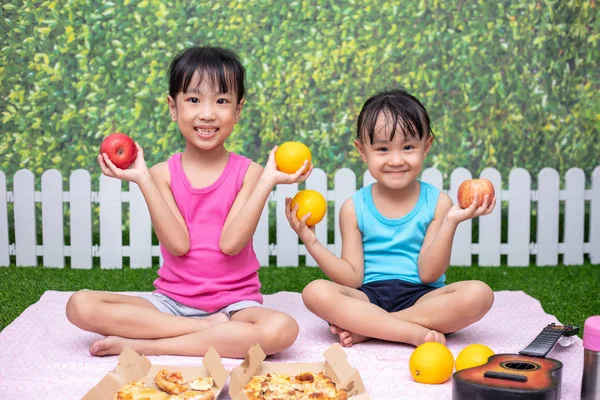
[167,71,244,151]
[355,111,433,190]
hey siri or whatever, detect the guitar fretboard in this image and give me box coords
[519,327,563,357]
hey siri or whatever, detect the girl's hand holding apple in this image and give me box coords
[98,135,148,184]
[446,191,496,225]
[99,133,138,169]
[457,178,495,208]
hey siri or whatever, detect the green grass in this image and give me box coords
[1,263,598,335]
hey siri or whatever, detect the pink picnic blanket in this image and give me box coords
[0,290,584,399]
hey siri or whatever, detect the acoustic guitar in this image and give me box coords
[452,323,578,400]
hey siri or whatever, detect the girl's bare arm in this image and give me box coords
[220,147,312,256]
[418,191,496,282]
[218,162,267,256]
[140,163,190,256]
[98,144,189,256]
[288,198,365,287]
[417,193,455,283]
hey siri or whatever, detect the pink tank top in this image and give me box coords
[153,152,262,312]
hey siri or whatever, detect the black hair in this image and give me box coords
[168,46,245,103]
[356,89,434,143]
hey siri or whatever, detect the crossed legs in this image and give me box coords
[66,290,299,358]
[302,279,494,347]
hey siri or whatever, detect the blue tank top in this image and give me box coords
[352,181,444,287]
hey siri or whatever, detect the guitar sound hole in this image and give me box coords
[500,361,540,371]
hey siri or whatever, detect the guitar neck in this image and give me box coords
[518,327,563,357]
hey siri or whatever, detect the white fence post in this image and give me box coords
[129,181,152,268]
[537,168,560,266]
[276,183,298,266]
[478,168,502,266]
[450,168,472,266]
[564,168,586,265]
[507,168,531,266]
[0,171,8,266]
[591,167,600,264]
[305,168,328,266]
[254,201,269,267]
[421,168,443,190]
[99,175,123,269]
[334,169,356,257]
[14,170,37,267]
[41,170,64,268]
[70,170,93,269]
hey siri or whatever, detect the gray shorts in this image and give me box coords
[138,292,262,318]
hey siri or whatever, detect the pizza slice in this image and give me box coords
[243,375,269,399]
[155,370,187,395]
[114,380,170,400]
[243,373,298,400]
[295,372,348,400]
[188,376,214,391]
[167,390,215,400]
[169,376,216,400]
[242,371,348,400]
[316,371,348,400]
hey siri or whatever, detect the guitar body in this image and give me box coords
[452,354,563,400]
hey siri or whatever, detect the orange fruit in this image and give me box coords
[291,190,327,226]
[455,344,494,371]
[275,142,312,174]
[409,342,454,384]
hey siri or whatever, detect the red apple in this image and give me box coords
[457,178,495,208]
[99,133,138,169]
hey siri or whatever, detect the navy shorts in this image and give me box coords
[357,279,441,313]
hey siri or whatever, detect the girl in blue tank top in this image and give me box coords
[286,90,496,348]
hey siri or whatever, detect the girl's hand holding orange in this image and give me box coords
[263,144,313,185]
[286,197,317,247]
[275,142,312,174]
[291,190,327,226]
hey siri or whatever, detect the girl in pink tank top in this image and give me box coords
[66,46,313,359]
[154,151,262,311]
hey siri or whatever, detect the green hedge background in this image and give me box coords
[1,0,598,184]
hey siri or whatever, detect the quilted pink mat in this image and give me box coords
[0,290,584,399]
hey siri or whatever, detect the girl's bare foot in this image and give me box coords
[89,313,229,356]
[90,335,137,356]
[330,324,369,347]
[421,330,446,346]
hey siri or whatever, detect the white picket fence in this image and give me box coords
[0,166,599,269]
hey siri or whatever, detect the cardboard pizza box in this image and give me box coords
[229,343,370,400]
[82,346,229,400]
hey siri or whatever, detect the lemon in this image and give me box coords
[455,344,495,371]
[409,342,454,384]
[291,190,327,226]
[275,142,312,174]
